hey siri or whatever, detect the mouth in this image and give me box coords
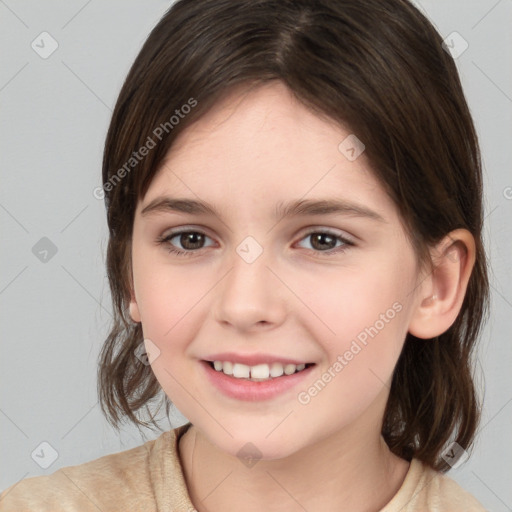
[201,359,317,401]
[204,360,316,382]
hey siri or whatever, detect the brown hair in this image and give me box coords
[97,0,489,472]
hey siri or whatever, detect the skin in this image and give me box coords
[128,81,476,511]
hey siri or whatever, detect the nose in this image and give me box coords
[213,243,288,332]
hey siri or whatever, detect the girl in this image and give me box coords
[0,0,490,510]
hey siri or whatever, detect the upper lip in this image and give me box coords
[203,352,313,366]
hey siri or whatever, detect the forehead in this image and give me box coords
[138,82,397,221]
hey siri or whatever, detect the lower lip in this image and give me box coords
[201,360,315,402]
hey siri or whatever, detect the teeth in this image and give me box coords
[284,364,296,375]
[211,361,309,381]
[269,362,284,377]
[251,364,270,379]
[232,363,250,378]
[222,361,233,375]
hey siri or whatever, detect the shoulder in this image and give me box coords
[422,463,488,511]
[0,429,177,512]
[382,458,488,512]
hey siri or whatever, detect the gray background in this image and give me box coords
[1,0,511,509]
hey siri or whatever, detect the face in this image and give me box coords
[129,81,423,460]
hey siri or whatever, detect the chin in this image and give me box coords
[211,431,302,463]
[189,413,318,461]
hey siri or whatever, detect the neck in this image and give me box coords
[178,410,410,512]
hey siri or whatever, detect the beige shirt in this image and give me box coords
[0,423,487,511]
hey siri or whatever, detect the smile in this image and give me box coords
[207,360,313,381]
[201,360,316,401]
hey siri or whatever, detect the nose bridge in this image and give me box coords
[214,233,285,328]
[227,233,272,302]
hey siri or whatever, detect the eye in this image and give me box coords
[156,229,215,257]
[156,227,355,258]
[295,229,355,256]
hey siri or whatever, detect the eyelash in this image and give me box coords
[156,228,355,258]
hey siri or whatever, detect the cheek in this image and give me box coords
[290,262,412,405]
[136,267,206,413]
[133,258,214,384]
[294,309,408,433]
[290,262,409,348]
[133,247,209,342]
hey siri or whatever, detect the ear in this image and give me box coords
[128,273,141,323]
[408,229,476,339]
[129,293,141,323]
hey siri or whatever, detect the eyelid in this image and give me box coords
[158,224,357,257]
[298,226,356,244]
[158,224,216,241]
[159,224,356,244]
[158,226,216,248]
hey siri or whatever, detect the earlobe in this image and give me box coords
[128,284,142,323]
[129,300,141,323]
[408,229,476,339]
[127,267,141,323]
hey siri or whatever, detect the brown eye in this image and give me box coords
[296,229,354,256]
[177,232,205,250]
[309,233,338,251]
[157,229,214,257]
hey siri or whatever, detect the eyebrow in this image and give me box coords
[141,197,386,223]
